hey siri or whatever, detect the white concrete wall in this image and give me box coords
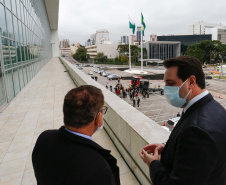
[51,29,59,57]
[96,44,119,59]
[59,57,170,185]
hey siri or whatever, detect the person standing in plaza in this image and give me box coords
[137,97,140,107]
[133,97,136,107]
[140,56,226,185]
[32,85,120,185]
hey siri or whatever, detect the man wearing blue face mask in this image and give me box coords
[32,85,120,185]
[140,56,226,185]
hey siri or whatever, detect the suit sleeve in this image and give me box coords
[150,125,218,185]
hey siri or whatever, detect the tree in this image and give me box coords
[117,44,129,55]
[185,43,205,63]
[131,45,139,63]
[186,40,226,64]
[94,52,108,63]
[73,47,89,62]
[120,55,129,63]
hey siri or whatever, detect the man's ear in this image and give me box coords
[189,75,196,89]
[94,112,101,126]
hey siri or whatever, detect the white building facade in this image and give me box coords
[86,44,118,61]
[189,22,226,44]
[96,29,109,44]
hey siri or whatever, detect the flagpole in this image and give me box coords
[129,35,131,70]
[141,27,143,71]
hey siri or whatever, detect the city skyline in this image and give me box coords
[58,0,226,45]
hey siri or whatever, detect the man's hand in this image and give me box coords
[139,148,159,167]
[142,143,165,155]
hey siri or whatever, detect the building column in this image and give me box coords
[51,29,59,57]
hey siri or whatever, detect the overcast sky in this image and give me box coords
[58,0,226,45]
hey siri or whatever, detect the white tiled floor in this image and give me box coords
[0,58,140,185]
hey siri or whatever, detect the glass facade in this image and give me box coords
[0,0,52,109]
[157,35,212,55]
[149,43,180,60]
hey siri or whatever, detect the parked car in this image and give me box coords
[166,117,180,131]
[107,74,119,80]
[205,75,212,79]
[88,71,94,75]
[77,67,83,70]
[102,72,108,77]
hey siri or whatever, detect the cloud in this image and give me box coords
[58,0,226,45]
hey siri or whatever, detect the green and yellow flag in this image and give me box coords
[141,13,146,36]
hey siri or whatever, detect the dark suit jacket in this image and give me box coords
[150,93,226,185]
[32,126,120,185]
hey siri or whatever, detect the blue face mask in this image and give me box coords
[164,79,191,108]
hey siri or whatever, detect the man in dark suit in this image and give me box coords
[140,56,226,185]
[32,85,120,185]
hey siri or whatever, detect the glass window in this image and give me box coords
[5,0,11,10]
[26,64,31,82]
[18,66,24,89]
[13,67,20,94]
[13,15,19,41]
[11,0,17,16]
[18,20,23,43]
[5,69,14,101]
[22,24,26,44]
[2,38,12,69]
[0,54,7,107]
[23,65,27,85]
[20,4,24,23]
[9,41,17,67]
[16,0,21,20]
[17,42,22,63]
[0,4,8,37]
[21,44,26,62]
[6,9,14,39]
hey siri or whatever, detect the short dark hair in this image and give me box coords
[63,85,104,128]
[163,56,205,89]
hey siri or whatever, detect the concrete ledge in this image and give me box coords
[59,57,170,184]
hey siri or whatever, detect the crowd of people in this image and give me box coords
[105,81,151,108]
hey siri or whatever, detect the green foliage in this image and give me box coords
[186,40,226,64]
[120,55,129,63]
[94,52,108,63]
[73,47,89,62]
[185,43,206,63]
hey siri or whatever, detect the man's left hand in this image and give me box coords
[139,148,160,167]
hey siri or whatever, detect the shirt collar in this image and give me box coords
[183,90,209,113]
[65,127,93,141]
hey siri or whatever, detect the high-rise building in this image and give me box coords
[60,39,70,48]
[130,35,136,45]
[96,29,109,44]
[121,36,129,44]
[0,0,59,109]
[86,29,110,46]
[136,27,142,42]
[189,21,225,35]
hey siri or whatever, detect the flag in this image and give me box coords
[141,13,146,36]
[129,16,135,34]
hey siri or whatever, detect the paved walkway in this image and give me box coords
[0,58,140,185]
